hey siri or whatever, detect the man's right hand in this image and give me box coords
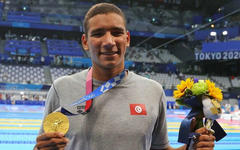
[35,132,69,150]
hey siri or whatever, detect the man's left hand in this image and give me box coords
[194,123,216,149]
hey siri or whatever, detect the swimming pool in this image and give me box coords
[0,105,239,150]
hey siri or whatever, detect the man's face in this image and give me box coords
[82,13,130,71]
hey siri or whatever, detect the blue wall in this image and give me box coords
[194,26,239,41]
[202,41,240,52]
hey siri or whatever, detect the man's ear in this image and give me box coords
[126,31,130,47]
[81,34,89,51]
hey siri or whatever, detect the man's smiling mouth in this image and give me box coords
[100,51,119,55]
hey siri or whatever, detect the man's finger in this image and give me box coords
[195,127,210,135]
[37,143,67,150]
[196,140,215,149]
[198,134,216,142]
[36,136,69,149]
[37,145,66,150]
[37,132,64,141]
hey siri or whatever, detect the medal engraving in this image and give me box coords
[43,112,69,135]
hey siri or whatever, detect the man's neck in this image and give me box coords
[92,66,125,81]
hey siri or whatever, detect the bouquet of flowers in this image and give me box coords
[173,78,226,144]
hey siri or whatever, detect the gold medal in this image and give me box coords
[43,112,69,135]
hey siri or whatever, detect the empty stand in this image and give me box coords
[5,40,41,56]
[47,39,83,56]
[7,11,41,23]
[50,67,82,81]
[0,64,45,84]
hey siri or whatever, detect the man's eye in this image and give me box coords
[112,31,123,36]
[91,33,103,37]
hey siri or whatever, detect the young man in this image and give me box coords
[35,3,215,150]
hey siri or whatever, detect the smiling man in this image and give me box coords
[35,3,215,150]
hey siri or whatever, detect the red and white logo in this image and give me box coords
[130,104,147,115]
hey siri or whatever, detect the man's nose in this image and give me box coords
[102,32,116,48]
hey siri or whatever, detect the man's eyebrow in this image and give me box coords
[111,27,125,32]
[91,27,125,33]
[90,28,105,34]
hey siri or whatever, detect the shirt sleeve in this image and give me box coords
[38,84,60,134]
[151,90,170,149]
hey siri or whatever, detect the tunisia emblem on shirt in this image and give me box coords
[130,104,147,115]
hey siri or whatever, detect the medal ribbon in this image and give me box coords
[61,68,126,115]
[85,67,93,112]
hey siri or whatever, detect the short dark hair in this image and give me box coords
[83,3,126,35]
